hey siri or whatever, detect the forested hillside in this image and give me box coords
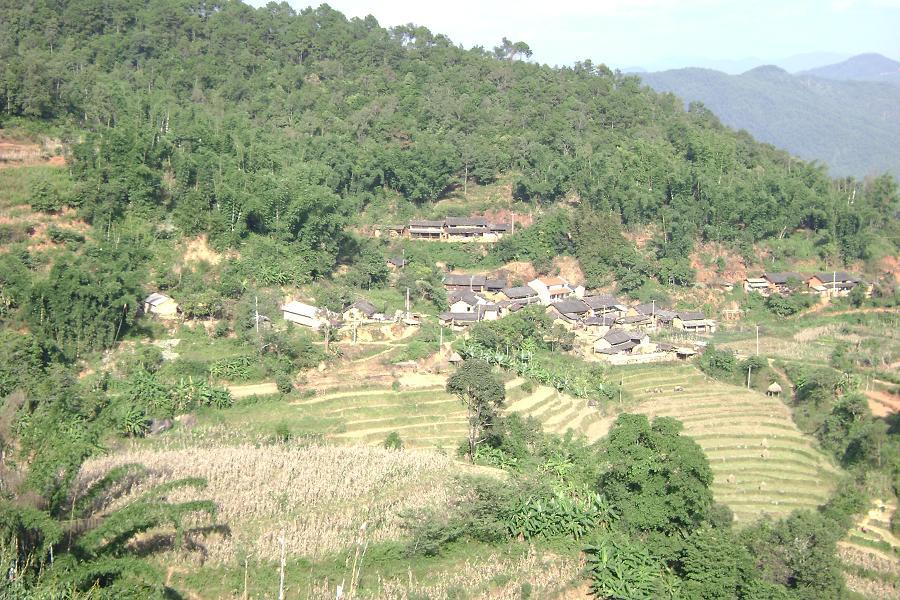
[1,0,896,285]
[640,65,900,178]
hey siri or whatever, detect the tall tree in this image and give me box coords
[446,359,505,460]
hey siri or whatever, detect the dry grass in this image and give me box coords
[305,547,584,600]
[77,443,467,564]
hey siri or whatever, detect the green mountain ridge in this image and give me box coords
[639,64,900,178]
[799,53,900,85]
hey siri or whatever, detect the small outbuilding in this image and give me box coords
[767,382,783,397]
[143,293,179,318]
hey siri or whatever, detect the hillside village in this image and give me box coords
[1,2,898,599]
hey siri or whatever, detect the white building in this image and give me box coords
[282,301,328,330]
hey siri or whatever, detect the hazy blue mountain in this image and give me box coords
[624,51,849,75]
[639,65,900,178]
[799,53,900,85]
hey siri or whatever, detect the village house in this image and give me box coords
[439,302,499,328]
[408,219,445,240]
[743,277,770,295]
[143,292,179,318]
[448,290,488,313]
[616,313,656,332]
[546,299,591,325]
[498,286,539,304]
[763,272,807,295]
[282,301,329,330]
[672,311,716,334]
[445,217,490,240]
[594,329,651,356]
[806,271,866,297]
[527,276,573,305]
[342,299,382,323]
[444,273,487,292]
[387,257,407,269]
[582,315,617,336]
[583,294,627,318]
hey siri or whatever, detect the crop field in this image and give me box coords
[165,360,840,525]
[507,363,840,524]
[839,500,900,600]
[79,442,583,599]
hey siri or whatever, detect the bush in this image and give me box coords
[275,373,294,394]
[384,431,403,450]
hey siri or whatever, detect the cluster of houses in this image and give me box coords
[744,271,869,298]
[436,274,715,361]
[377,217,513,242]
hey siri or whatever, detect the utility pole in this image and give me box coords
[405,287,410,320]
[439,325,444,353]
[278,531,285,600]
[747,364,752,389]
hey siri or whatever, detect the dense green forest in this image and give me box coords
[0,1,898,597]
[1,0,896,282]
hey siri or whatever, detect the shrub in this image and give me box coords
[384,431,404,450]
[275,373,294,394]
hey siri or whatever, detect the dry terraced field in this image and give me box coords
[505,364,840,524]
[175,362,840,525]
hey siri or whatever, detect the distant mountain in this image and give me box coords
[623,52,850,75]
[799,53,900,85]
[639,65,900,178]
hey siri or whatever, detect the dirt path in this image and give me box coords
[866,389,900,417]
[226,382,278,398]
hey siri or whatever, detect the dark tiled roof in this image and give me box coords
[604,330,633,345]
[763,272,805,285]
[677,311,707,322]
[583,294,622,310]
[583,315,616,326]
[655,309,677,322]
[445,217,489,227]
[550,299,590,315]
[490,223,511,231]
[445,274,487,286]
[388,257,407,267]
[812,271,861,284]
[485,278,507,290]
[449,290,482,306]
[635,302,667,316]
[501,286,536,299]
[409,219,445,228]
[348,300,378,317]
[618,315,652,324]
[439,311,479,322]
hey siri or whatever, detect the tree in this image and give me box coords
[597,414,713,534]
[446,359,505,461]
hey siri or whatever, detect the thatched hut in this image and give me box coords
[767,382,783,397]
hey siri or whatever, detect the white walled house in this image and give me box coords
[527,276,572,305]
[282,301,328,330]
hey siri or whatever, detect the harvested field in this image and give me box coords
[77,444,467,564]
[507,363,840,524]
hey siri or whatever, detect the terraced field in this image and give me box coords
[199,362,840,524]
[506,363,841,524]
[839,500,900,600]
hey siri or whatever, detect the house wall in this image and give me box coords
[147,299,179,317]
[284,311,322,330]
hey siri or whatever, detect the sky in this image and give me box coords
[251,0,900,72]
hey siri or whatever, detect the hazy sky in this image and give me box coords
[254,0,900,71]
